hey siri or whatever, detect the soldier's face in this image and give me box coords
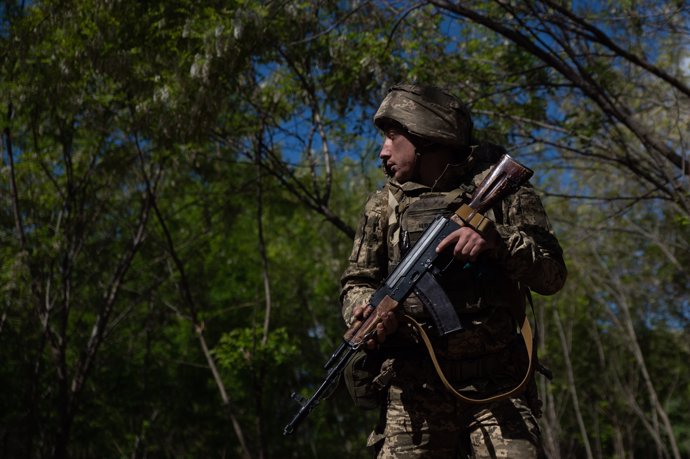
[379,128,417,183]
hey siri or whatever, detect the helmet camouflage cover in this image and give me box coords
[374,84,473,148]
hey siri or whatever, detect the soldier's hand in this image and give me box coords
[353,303,398,350]
[436,226,496,262]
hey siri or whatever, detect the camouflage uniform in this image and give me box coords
[340,85,567,458]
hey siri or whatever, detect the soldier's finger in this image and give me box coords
[385,312,398,333]
[378,312,396,335]
[469,239,486,258]
[375,322,387,343]
[355,304,372,320]
[436,229,461,253]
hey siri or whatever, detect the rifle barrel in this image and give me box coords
[284,345,357,435]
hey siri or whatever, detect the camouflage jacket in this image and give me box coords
[340,144,567,360]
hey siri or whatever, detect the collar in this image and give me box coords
[388,147,478,194]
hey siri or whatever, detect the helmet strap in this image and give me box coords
[412,150,423,182]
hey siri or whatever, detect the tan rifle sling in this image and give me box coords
[402,312,534,404]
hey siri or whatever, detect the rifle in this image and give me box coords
[283,154,533,436]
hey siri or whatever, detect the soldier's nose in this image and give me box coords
[379,145,390,159]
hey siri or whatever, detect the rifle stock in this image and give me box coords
[468,154,533,212]
[284,154,533,435]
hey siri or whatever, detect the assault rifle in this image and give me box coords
[283,154,533,436]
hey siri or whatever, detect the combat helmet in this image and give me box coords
[374,84,473,150]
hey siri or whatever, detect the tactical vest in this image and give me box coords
[388,188,521,315]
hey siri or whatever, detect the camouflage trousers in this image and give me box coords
[367,366,544,458]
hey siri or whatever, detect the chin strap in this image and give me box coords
[402,313,535,405]
[411,150,423,182]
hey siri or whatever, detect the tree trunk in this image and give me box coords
[554,309,594,459]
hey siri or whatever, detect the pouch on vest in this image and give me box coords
[400,192,464,247]
[343,350,393,410]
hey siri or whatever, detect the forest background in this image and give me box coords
[1,1,689,458]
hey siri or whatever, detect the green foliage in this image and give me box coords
[213,327,298,399]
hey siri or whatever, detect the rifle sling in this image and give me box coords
[413,272,463,336]
[402,313,534,405]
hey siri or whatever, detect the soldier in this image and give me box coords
[340,84,567,458]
